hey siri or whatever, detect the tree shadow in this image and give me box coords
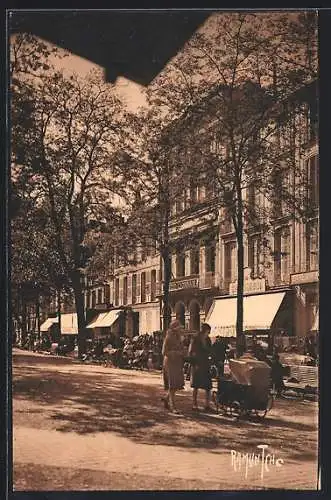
[13,363,318,463]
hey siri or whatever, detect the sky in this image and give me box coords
[50,46,148,112]
[34,12,213,112]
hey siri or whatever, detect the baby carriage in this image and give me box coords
[212,355,274,419]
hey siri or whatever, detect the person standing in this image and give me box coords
[161,320,185,414]
[189,322,213,412]
[212,336,228,377]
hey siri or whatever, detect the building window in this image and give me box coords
[308,101,318,143]
[114,279,119,306]
[205,180,214,199]
[272,170,283,217]
[123,277,128,305]
[132,274,137,305]
[190,178,198,204]
[141,272,146,303]
[91,290,96,309]
[176,251,186,278]
[308,155,319,209]
[190,247,200,275]
[151,270,157,301]
[104,285,110,304]
[86,291,91,309]
[224,241,237,282]
[146,237,157,257]
[114,253,119,269]
[175,191,185,214]
[205,244,216,273]
[306,220,319,271]
[97,288,102,305]
[274,227,290,284]
[248,235,261,278]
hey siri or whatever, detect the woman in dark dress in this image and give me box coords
[189,323,213,412]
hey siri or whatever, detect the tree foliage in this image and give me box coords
[11,32,129,354]
[130,12,318,347]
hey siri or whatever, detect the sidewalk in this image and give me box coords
[14,425,318,490]
[13,351,319,491]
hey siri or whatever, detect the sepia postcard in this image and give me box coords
[8,8,321,494]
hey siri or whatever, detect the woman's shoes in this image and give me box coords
[192,405,199,411]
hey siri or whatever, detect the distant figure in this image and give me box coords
[94,339,104,358]
[212,337,228,377]
[161,320,185,414]
[271,353,285,395]
[305,334,317,360]
[189,323,213,412]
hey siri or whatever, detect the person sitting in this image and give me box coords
[94,339,104,358]
[270,353,285,395]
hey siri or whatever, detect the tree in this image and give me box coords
[10,33,68,342]
[11,64,127,356]
[114,109,211,333]
[137,12,318,351]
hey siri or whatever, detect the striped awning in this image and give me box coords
[86,309,121,329]
[61,313,78,335]
[206,292,286,338]
[40,317,58,332]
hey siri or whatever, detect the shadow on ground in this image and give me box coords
[13,359,318,462]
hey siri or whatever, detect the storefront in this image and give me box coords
[205,290,293,340]
[132,302,160,335]
[86,309,123,339]
[290,270,319,337]
[60,312,78,336]
[40,316,59,342]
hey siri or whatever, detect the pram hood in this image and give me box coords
[229,356,271,387]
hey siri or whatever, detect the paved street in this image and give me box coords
[13,349,319,491]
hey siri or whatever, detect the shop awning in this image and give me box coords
[206,292,286,338]
[61,313,78,335]
[40,317,58,332]
[86,309,121,329]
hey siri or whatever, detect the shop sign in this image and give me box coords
[170,277,200,291]
[229,272,266,295]
[290,271,318,285]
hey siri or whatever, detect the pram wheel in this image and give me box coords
[229,400,242,418]
[254,394,274,419]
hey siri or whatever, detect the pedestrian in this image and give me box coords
[271,353,285,396]
[212,336,228,377]
[161,319,185,414]
[189,322,213,412]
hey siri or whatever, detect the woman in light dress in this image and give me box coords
[161,320,185,413]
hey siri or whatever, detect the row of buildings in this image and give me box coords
[17,80,319,345]
[78,81,319,342]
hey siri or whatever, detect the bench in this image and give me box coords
[283,365,318,395]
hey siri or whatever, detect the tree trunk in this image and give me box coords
[236,223,245,356]
[57,288,62,339]
[36,297,40,342]
[71,271,87,358]
[235,183,246,357]
[21,292,27,345]
[162,249,172,334]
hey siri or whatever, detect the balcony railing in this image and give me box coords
[200,272,215,289]
[169,275,200,292]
